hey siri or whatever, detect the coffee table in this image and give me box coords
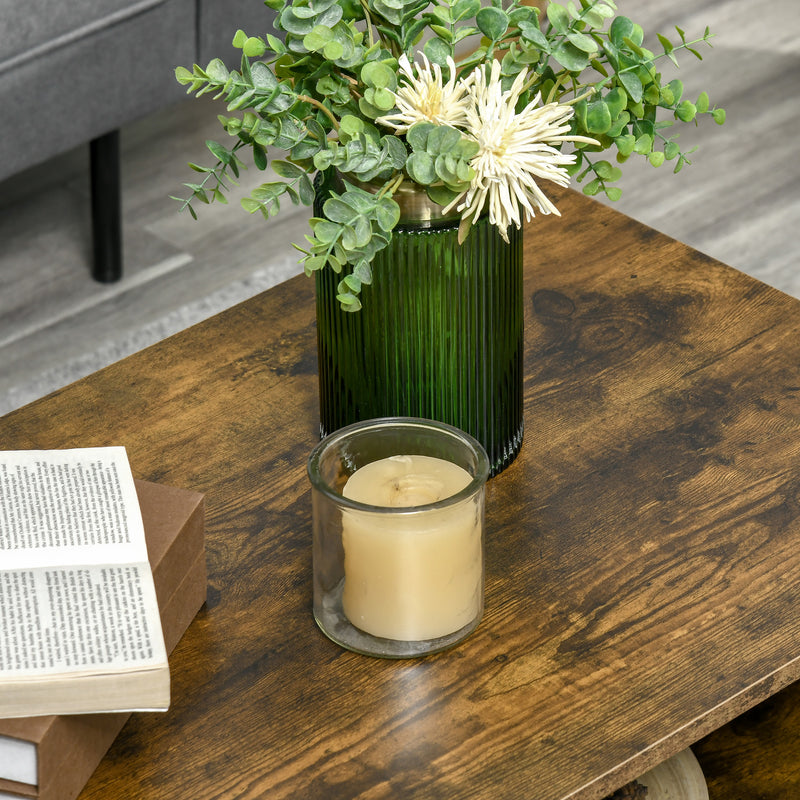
[3,187,800,799]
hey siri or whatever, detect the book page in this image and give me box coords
[0,563,166,676]
[0,447,146,570]
[0,734,37,786]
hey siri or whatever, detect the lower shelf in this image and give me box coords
[693,678,800,799]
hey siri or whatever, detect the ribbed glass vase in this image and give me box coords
[314,177,523,476]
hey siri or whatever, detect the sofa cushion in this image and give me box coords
[0,0,194,181]
[0,0,168,69]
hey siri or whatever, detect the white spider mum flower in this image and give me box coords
[448,61,598,243]
[376,53,470,132]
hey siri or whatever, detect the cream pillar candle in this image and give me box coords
[341,454,482,641]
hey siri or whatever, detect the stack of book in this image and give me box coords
[0,448,206,800]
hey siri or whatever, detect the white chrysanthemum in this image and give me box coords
[447,61,598,243]
[376,53,470,132]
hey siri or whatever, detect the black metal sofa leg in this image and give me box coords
[89,130,122,282]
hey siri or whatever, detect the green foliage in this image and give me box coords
[405,122,477,204]
[174,0,725,309]
[299,178,402,311]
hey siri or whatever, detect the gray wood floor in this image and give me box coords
[0,0,797,415]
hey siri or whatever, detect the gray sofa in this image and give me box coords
[0,0,273,281]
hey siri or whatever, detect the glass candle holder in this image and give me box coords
[308,417,489,658]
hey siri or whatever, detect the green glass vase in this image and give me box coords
[314,177,523,476]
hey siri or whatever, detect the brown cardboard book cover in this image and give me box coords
[0,480,206,800]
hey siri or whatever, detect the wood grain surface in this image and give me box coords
[2,188,800,800]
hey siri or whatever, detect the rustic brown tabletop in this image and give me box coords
[3,187,800,799]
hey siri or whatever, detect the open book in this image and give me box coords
[0,447,169,719]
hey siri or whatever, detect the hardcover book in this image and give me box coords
[0,448,172,719]
[0,478,205,800]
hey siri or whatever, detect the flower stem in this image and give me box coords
[359,0,375,48]
[296,94,340,131]
[379,173,405,199]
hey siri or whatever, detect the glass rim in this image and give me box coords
[307,417,490,515]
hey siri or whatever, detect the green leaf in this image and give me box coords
[205,59,231,83]
[656,33,673,54]
[583,178,601,196]
[266,34,286,54]
[427,125,462,153]
[582,9,605,28]
[712,107,726,125]
[605,87,627,119]
[232,29,248,49]
[406,122,433,151]
[667,79,683,103]
[383,135,407,169]
[585,101,612,134]
[174,66,194,85]
[241,197,262,214]
[250,62,278,91]
[676,100,696,122]
[353,259,373,284]
[594,160,622,181]
[353,216,372,248]
[696,91,709,113]
[607,110,630,138]
[375,199,400,232]
[430,24,454,43]
[519,22,549,50]
[340,115,365,138]
[323,39,345,60]
[605,186,623,201]
[430,5,454,25]
[272,159,305,179]
[361,61,396,89]
[373,87,396,110]
[633,134,653,154]
[303,255,328,273]
[664,141,680,160]
[336,292,361,311]
[617,70,643,104]
[298,174,315,205]
[340,224,359,251]
[476,6,509,39]
[648,150,665,167]
[622,35,646,58]
[546,3,570,35]
[454,0,481,21]
[567,31,598,54]
[659,86,675,105]
[609,16,634,46]
[253,145,268,171]
[304,25,332,50]
[243,36,266,57]
[552,41,591,71]
[423,36,452,66]
[323,197,356,224]
[206,140,231,163]
[312,218,342,243]
[406,151,436,184]
[644,85,660,105]
[427,184,459,207]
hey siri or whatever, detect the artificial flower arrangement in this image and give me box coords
[175,0,724,310]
